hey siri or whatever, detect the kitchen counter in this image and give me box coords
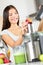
[10,62,43,65]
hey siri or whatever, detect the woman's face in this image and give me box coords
[8,8,19,24]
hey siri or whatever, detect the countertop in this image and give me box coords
[10,62,43,65]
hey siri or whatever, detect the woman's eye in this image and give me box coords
[9,13,12,16]
[9,12,18,16]
[15,12,18,14]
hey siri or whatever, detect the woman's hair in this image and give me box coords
[2,5,19,30]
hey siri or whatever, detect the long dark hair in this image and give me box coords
[2,5,19,30]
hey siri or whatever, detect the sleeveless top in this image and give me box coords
[1,29,25,63]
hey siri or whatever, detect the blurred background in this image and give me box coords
[0,0,43,32]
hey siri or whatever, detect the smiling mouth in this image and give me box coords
[12,18,18,20]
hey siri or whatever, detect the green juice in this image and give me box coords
[14,53,26,64]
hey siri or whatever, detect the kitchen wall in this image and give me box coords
[0,0,37,20]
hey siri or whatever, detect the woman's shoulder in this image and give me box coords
[1,29,8,35]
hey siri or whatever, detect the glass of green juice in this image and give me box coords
[14,53,26,64]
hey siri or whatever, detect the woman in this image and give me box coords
[1,5,28,62]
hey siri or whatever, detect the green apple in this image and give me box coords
[0,58,4,64]
[39,54,43,62]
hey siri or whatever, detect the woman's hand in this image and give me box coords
[21,21,28,35]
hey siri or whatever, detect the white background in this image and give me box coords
[0,0,37,21]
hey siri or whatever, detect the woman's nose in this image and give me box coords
[12,13,15,17]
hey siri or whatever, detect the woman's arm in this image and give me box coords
[2,34,23,47]
[2,21,28,48]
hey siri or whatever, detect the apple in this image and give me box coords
[26,18,32,24]
[0,58,4,64]
[4,58,10,63]
[39,54,43,62]
[0,53,5,59]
